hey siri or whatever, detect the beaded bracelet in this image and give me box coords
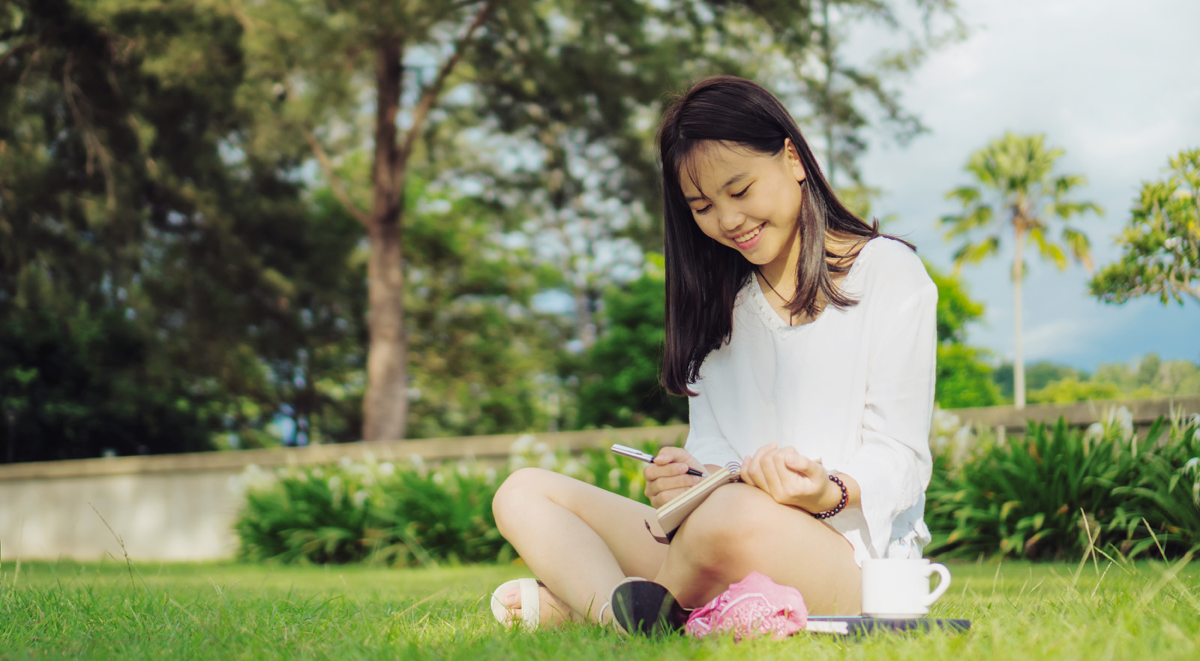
[811,475,848,520]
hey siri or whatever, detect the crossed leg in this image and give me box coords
[491,468,861,627]
[492,467,669,626]
[655,483,861,614]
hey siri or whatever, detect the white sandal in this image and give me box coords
[490,578,542,632]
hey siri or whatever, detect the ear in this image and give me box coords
[783,138,807,184]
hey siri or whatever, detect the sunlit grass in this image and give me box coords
[2,557,1198,660]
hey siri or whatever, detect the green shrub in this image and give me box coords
[1106,414,1200,555]
[233,458,508,566]
[927,410,1200,560]
[233,436,672,564]
[234,416,1200,566]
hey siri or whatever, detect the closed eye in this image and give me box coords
[731,184,752,199]
[693,204,712,215]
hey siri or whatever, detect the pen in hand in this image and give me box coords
[611,444,706,476]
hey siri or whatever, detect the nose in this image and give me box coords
[718,207,745,233]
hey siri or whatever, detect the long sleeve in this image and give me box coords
[684,378,743,469]
[835,279,937,558]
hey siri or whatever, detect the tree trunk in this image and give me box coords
[1013,225,1026,410]
[363,38,409,442]
[573,287,597,349]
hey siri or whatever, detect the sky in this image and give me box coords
[850,0,1200,372]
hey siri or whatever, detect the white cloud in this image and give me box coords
[852,0,1200,370]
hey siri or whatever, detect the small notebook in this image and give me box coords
[804,616,971,635]
[647,464,742,543]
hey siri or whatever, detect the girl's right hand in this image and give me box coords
[643,446,707,508]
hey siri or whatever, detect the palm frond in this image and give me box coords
[952,236,1001,272]
[1029,227,1068,270]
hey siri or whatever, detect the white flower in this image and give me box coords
[379,462,395,475]
[509,455,529,470]
[409,454,427,474]
[538,452,558,470]
[932,409,961,437]
[561,459,585,478]
[532,442,551,456]
[510,434,535,455]
[1184,457,1200,475]
[608,468,622,491]
[432,472,445,485]
[1114,407,1134,441]
[484,467,498,485]
[339,456,353,469]
[352,490,369,509]
[328,475,342,493]
[312,468,324,479]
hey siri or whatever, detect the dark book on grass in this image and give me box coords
[805,616,971,635]
[648,464,742,543]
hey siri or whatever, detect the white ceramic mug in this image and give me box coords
[861,558,951,618]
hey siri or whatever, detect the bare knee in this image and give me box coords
[671,485,773,571]
[492,467,557,536]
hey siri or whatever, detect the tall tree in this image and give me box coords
[0,0,348,460]
[1090,149,1200,306]
[229,0,966,439]
[466,0,961,351]
[798,0,962,188]
[229,0,500,442]
[940,133,1101,409]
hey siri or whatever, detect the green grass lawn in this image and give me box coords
[2,556,1198,660]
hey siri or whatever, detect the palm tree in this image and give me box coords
[941,133,1102,409]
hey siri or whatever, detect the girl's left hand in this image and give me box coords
[740,443,837,513]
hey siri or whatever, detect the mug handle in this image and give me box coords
[923,563,952,607]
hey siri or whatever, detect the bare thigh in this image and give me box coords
[654,483,862,615]
[493,467,671,611]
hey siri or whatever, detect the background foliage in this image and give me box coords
[927,410,1200,560]
[235,412,1200,565]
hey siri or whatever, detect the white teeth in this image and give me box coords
[734,225,763,243]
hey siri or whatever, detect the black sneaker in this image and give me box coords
[609,579,690,635]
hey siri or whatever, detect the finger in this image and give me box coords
[739,455,757,487]
[651,473,702,494]
[783,450,827,482]
[644,454,688,480]
[743,450,769,491]
[770,451,813,501]
[760,453,788,500]
[644,462,675,481]
[655,446,693,465]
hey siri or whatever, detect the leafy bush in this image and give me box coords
[927,409,1200,560]
[233,436,670,564]
[233,458,508,566]
[1107,414,1200,555]
[235,414,1200,566]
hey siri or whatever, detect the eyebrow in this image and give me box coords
[684,172,749,203]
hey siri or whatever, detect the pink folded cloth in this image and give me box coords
[685,571,809,641]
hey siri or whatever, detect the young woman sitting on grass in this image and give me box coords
[490,75,936,634]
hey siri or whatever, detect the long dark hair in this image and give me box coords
[660,76,900,397]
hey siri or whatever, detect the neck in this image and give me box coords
[757,228,806,298]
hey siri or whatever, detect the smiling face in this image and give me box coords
[679,139,808,275]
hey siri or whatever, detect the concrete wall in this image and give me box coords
[3,394,1198,562]
[0,426,687,562]
[0,470,242,562]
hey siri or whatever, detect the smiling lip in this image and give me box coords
[731,224,766,250]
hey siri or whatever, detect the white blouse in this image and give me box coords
[684,237,937,565]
